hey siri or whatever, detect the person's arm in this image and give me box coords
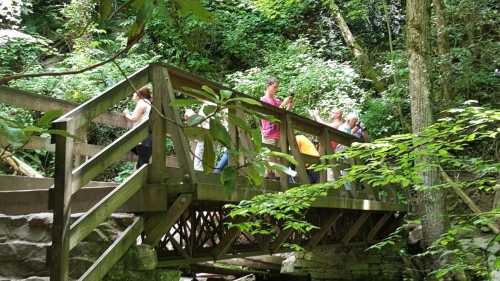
[311,109,329,126]
[124,102,146,122]
[279,96,293,110]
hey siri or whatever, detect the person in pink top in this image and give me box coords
[260,77,293,177]
[260,77,293,143]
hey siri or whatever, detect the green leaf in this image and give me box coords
[201,85,218,99]
[183,127,207,138]
[245,162,265,186]
[220,90,233,100]
[268,151,297,165]
[229,97,261,106]
[228,113,251,132]
[182,87,218,102]
[0,121,28,148]
[174,0,212,21]
[250,128,262,150]
[170,99,202,107]
[203,104,217,116]
[267,162,295,176]
[37,110,63,129]
[127,0,154,46]
[221,166,237,192]
[209,118,231,147]
[202,134,215,173]
[187,114,205,126]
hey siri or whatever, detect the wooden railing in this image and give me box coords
[0,63,404,281]
[49,66,152,281]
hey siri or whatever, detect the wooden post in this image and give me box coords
[73,124,88,168]
[161,66,196,183]
[148,65,167,183]
[318,128,329,183]
[285,115,310,184]
[50,119,75,281]
[279,116,289,190]
[149,65,167,183]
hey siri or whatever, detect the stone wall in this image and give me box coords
[281,244,403,281]
[0,213,180,281]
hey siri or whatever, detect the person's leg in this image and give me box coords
[213,150,229,173]
[193,140,204,171]
[307,169,320,184]
[262,138,278,178]
[136,145,152,169]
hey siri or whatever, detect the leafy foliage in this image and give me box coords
[228,104,499,278]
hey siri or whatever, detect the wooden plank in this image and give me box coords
[213,226,241,259]
[149,64,167,183]
[285,116,310,184]
[158,241,370,267]
[342,213,370,244]
[0,135,140,160]
[279,116,289,190]
[0,86,128,128]
[69,165,148,250]
[144,193,193,246]
[50,119,74,281]
[56,66,149,130]
[71,121,148,194]
[367,213,392,242]
[0,185,167,215]
[78,217,143,281]
[161,65,196,182]
[0,175,116,191]
[318,128,329,183]
[168,233,191,259]
[306,212,343,249]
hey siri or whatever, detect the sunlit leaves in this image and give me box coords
[174,0,212,21]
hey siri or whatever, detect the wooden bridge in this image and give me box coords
[0,63,405,281]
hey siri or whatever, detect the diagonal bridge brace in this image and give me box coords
[144,193,193,246]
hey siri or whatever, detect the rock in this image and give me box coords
[124,244,158,271]
[0,241,48,277]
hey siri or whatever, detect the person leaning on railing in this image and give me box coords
[260,77,293,178]
[123,86,152,169]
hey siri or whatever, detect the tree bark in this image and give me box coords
[407,0,447,268]
[433,0,454,102]
[324,0,385,93]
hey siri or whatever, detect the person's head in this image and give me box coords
[330,109,343,121]
[133,86,152,101]
[346,113,358,128]
[265,77,279,96]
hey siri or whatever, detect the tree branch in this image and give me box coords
[0,36,141,85]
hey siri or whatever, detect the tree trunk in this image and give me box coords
[324,0,385,93]
[407,0,447,271]
[433,0,454,102]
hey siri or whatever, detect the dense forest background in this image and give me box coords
[0,0,499,280]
